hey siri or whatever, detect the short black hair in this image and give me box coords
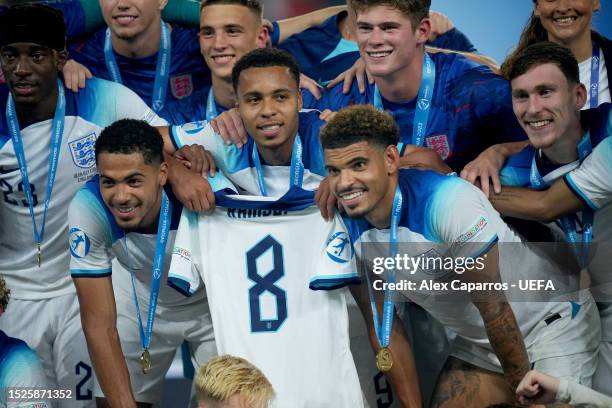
[320,105,399,150]
[232,48,301,92]
[200,0,263,18]
[95,119,164,165]
[0,4,66,51]
[505,41,580,85]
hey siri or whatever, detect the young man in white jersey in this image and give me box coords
[487,41,612,397]
[68,120,234,407]
[164,48,422,407]
[321,104,600,407]
[0,5,166,405]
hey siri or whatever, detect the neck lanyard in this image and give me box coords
[206,87,218,121]
[6,79,65,267]
[589,41,601,109]
[251,135,304,196]
[530,134,594,266]
[373,53,435,146]
[122,191,172,373]
[365,186,402,358]
[104,20,172,112]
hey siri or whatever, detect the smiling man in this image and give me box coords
[67,120,233,407]
[316,0,527,174]
[321,104,601,407]
[0,5,166,405]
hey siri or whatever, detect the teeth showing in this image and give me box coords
[341,191,363,200]
[117,207,134,214]
[554,16,577,24]
[368,51,392,58]
[213,55,233,63]
[528,120,552,129]
[261,124,280,131]
[116,16,136,23]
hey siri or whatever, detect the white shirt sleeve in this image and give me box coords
[310,213,360,290]
[167,209,203,296]
[68,188,114,277]
[565,136,612,210]
[427,178,499,259]
[170,122,247,176]
[557,378,612,406]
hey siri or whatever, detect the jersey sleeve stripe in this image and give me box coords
[563,175,599,210]
[470,234,499,259]
[309,274,361,291]
[70,269,112,278]
[170,126,183,150]
[167,274,195,297]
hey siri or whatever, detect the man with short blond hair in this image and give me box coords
[196,355,274,408]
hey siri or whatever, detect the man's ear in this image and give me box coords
[159,161,169,186]
[414,17,431,47]
[574,82,587,111]
[257,24,269,49]
[384,144,400,175]
[56,50,69,71]
[159,0,169,11]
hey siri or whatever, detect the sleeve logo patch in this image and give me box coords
[456,216,488,243]
[69,227,91,259]
[326,231,353,264]
[172,246,192,261]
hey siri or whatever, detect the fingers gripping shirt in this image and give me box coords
[0,78,166,300]
[168,192,363,407]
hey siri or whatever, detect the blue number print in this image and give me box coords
[75,361,93,400]
[247,235,287,332]
[0,180,38,207]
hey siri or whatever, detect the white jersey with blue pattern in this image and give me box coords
[345,169,597,371]
[169,191,362,408]
[170,111,326,196]
[0,78,166,299]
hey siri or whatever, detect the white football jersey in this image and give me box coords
[0,78,166,299]
[169,192,363,408]
[346,170,599,372]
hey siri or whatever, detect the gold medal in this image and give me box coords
[140,349,151,374]
[376,347,393,372]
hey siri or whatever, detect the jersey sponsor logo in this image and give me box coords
[326,231,353,263]
[69,133,97,169]
[170,74,193,99]
[425,134,450,160]
[180,121,207,135]
[456,216,488,243]
[172,246,191,262]
[69,227,91,258]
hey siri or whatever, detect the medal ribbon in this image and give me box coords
[373,53,435,146]
[252,135,304,196]
[104,20,172,112]
[6,79,65,259]
[206,87,218,121]
[530,134,594,266]
[366,185,402,349]
[590,42,600,109]
[124,191,172,352]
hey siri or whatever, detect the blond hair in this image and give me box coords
[0,275,10,312]
[196,355,274,407]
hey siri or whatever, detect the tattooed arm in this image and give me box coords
[468,244,530,389]
[489,183,583,223]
